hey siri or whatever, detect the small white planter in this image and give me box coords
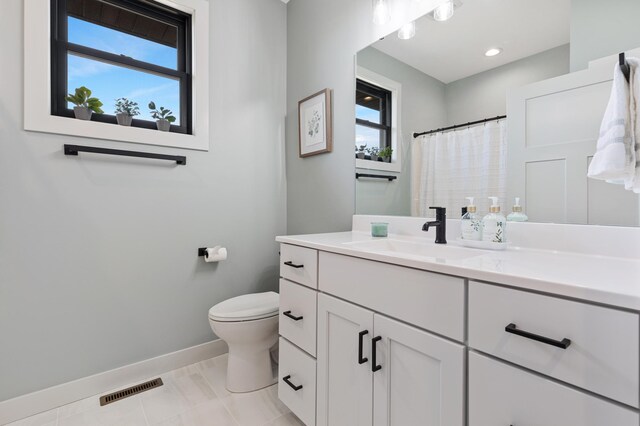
[356,152,365,159]
[116,113,133,126]
[73,106,92,121]
[370,154,379,162]
[156,119,171,132]
[383,156,391,163]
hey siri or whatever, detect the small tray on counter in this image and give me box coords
[456,238,511,251]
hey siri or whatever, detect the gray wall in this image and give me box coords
[0,0,286,402]
[570,0,640,72]
[445,44,570,125]
[286,0,441,234]
[356,47,446,216]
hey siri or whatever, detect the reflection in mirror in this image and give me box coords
[355,0,640,226]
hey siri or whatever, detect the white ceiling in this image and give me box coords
[371,0,571,84]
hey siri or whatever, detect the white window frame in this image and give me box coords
[24,0,210,151]
[356,66,402,173]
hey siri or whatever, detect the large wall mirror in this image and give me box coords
[355,0,640,227]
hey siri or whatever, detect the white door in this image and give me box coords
[373,314,465,426]
[317,294,374,426]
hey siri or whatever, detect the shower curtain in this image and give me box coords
[411,120,508,218]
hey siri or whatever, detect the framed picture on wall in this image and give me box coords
[298,88,333,157]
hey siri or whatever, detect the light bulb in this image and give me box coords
[372,0,391,25]
[398,21,416,40]
[433,0,454,21]
[485,48,502,57]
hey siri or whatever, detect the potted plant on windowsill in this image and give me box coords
[367,147,380,162]
[65,86,103,121]
[356,145,366,159]
[114,98,140,126]
[148,102,176,132]
[379,146,393,163]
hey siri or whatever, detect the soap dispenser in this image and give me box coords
[507,197,528,222]
[482,197,507,243]
[461,197,482,240]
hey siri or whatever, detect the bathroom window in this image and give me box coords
[355,79,392,157]
[50,0,192,134]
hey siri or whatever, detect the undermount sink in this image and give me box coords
[344,239,483,260]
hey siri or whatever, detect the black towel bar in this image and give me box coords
[64,144,186,165]
[356,173,397,181]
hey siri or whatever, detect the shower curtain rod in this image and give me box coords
[413,115,507,138]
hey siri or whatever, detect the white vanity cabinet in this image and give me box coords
[277,241,640,426]
[316,293,464,426]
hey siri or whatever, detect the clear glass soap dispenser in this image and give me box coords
[461,197,482,240]
[482,197,507,243]
[507,197,529,222]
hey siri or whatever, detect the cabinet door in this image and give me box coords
[373,314,465,426]
[317,294,374,426]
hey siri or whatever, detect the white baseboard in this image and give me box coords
[0,339,228,425]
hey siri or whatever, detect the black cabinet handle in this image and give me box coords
[283,310,303,321]
[505,323,571,349]
[372,336,382,372]
[283,261,304,269]
[282,375,303,391]
[358,330,369,364]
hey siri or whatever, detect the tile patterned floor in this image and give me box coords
[8,354,304,426]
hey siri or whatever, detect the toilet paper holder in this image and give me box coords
[198,246,227,262]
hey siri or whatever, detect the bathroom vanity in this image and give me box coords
[276,216,640,426]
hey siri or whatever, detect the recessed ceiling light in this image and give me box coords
[364,96,373,101]
[398,21,416,40]
[485,48,503,57]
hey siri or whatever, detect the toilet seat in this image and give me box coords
[208,291,279,322]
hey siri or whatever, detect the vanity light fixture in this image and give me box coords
[372,0,391,25]
[398,21,416,40]
[485,47,503,57]
[433,0,455,21]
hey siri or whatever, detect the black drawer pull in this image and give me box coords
[283,310,303,321]
[505,323,571,349]
[282,375,303,391]
[283,261,304,269]
[358,330,369,364]
[372,336,382,372]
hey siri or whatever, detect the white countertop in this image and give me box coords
[276,231,640,311]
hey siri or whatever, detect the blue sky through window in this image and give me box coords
[356,105,382,150]
[66,17,180,123]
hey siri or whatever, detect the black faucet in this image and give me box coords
[422,207,447,244]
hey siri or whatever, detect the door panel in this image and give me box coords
[373,314,465,426]
[317,294,374,426]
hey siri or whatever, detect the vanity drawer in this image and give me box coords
[280,244,318,289]
[279,337,316,426]
[469,352,639,426]
[469,281,639,407]
[319,252,465,341]
[279,279,317,356]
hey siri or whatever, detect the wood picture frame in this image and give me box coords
[298,88,333,157]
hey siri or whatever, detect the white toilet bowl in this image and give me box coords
[208,291,279,393]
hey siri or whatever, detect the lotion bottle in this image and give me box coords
[461,197,482,240]
[482,197,507,243]
[507,197,528,222]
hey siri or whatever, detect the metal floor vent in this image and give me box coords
[99,378,163,406]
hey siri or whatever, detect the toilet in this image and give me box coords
[208,291,279,393]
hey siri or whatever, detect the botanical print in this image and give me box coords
[304,101,325,147]
[494,221,505,243]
